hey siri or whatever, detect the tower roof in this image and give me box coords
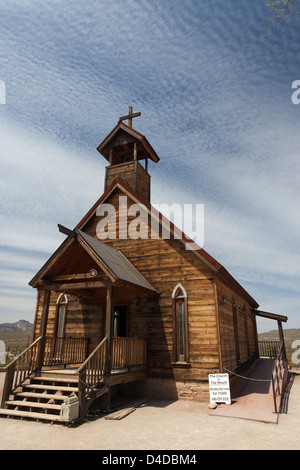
[97,121,160,164]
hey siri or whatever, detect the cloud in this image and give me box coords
[0,1,299,331]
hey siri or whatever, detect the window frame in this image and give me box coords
[55,293,68,338]
[172,284,189,364]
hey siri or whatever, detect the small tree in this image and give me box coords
[266,1,299,29]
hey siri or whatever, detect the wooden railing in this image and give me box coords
[77,336,108,419]
[258,341,281,358]
[271,343,289,413]
[112,337,147,370]
[1,336,42,407]
[76,336,147,418]
[43,336,88,367]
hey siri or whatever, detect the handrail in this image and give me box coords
[76,336,147,420]
[1,336,42,408]
[77,336,108,419]
[271,343,289,413]
[3,336,42,370]
[77,336,108,374]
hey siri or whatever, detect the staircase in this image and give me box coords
[0,370,80,423]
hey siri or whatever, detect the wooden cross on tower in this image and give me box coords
[119,106,141,128]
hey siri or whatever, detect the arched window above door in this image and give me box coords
[55,293,68,338]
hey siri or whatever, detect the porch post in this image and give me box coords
[105,283,114,371]
[277,320,286,360]
[36,289,51,370]
[104,283,114,411]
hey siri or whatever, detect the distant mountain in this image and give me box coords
[258,328,300,366]
[258,328,300,343]
[0,320,33,332]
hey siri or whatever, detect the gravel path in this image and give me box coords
[0,371,299,450]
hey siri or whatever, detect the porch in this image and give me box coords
[0,227,157,422]
[0,335,147,423]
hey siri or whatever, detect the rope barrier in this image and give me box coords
[223,367,271,382]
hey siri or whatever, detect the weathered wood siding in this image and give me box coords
[32,185,259,384]
[215,277,258,373]
[83,188,220,381]
[33,290,104,354]
[105,161,150,201]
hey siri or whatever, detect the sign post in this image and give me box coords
[209,373,231,405]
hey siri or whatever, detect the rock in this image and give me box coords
[208,403,218,409]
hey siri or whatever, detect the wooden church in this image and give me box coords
[0,108,288,423]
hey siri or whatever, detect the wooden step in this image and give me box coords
[13,391,68,401]
[40,370,79,380]
[33,376,78,384]
[5,400,61,411]
[0,408,67,422]
[24,384,78,393]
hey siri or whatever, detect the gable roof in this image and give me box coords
[76,230,156,291]
[97,121,160,163]
[76,177,259,309]
[29,228,157,292]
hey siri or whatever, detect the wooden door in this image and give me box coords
[232,306,240,363]
[113,306,128,337]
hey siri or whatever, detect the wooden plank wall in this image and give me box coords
[136,163,150,201]
[106,162,136,190]
[33,290,104,354]
[106,161,150,201]
[215,277,258,373]
[32,187,259,383]
[83,188,221,381]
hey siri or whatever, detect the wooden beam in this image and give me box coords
[36,290,51,370]
[252,309,288,323]
[45,272,106,282]
[105,284,114,362]
[119,106,141,127]
[133,142,137,161]
[105,284,114,412]
[277,320,287,360]
[38,280,109,291]
[57,224,76,237]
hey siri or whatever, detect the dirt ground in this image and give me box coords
[0,371,300,451]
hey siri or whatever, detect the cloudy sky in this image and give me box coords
[0,1,299,332]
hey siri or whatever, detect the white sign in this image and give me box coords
[0,340,5,364]
[209,373,231,404]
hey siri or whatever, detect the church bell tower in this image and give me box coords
[97,107,160,202]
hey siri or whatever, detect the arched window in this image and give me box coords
[172,284,188,363]
[55,294,68,338]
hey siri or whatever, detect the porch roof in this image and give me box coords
[76,230,156,292]
[29,228,157,293]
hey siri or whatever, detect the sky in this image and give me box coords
[0,0,299,333]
